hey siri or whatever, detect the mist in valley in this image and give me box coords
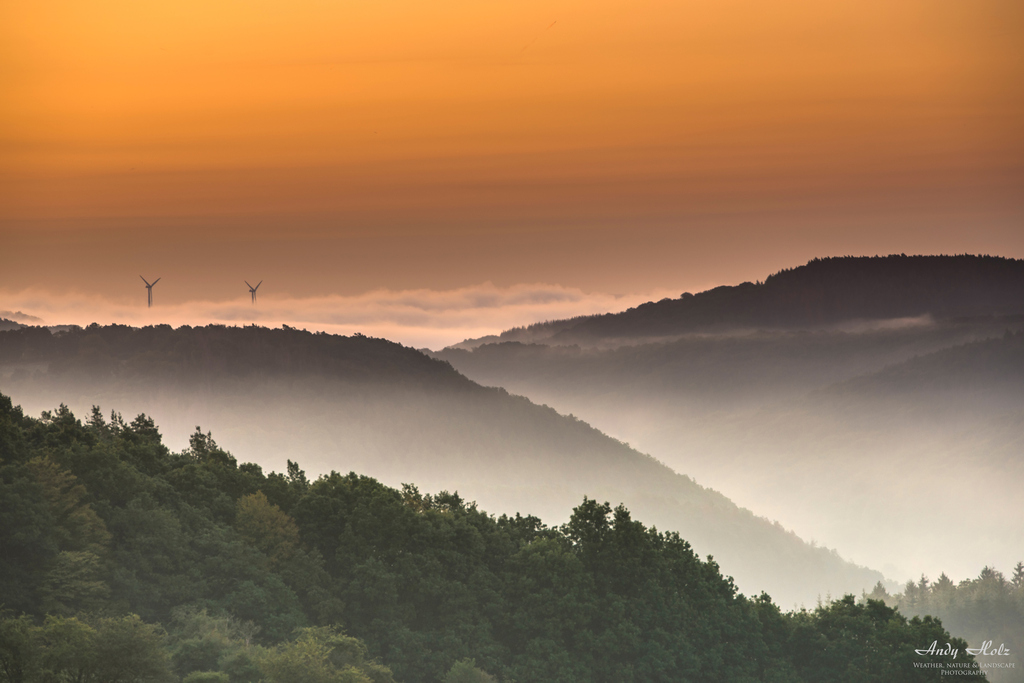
[0,323,890,609]
[436,317,1024,586]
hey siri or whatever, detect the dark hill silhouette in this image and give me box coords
[0,323,469,389]
[0,323,884,607]
[454,255,1024,348]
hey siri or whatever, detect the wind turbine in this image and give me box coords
[140,276,160,308]
[246,280,262,304]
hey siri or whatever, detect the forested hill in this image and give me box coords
[0,323,470,389]
[0,323,883,607]
[0,394,978,682]
[457,255,1024,347]
[829,328,1024,401]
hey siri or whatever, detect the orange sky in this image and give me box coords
[1,0,1022,308]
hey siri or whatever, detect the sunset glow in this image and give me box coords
[2,0,1023,306]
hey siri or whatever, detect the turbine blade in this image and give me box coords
[255,281,262,290]
[245,280,252,289]
[140,276,150,286]
[152,278,161,285]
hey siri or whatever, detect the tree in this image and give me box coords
[182,673,229,683]
[165,608,265,682]
[40,551,111,616]
[1011,561,1024,590]
[235,492,299,567]
[34,615,98,683]
[787,596,977,683]
[87,406,107,433]
[0,615,36,683]
[34,614,173,683]
[0,466,58,615]
[26,456,111,556]
[259,627,394,683]
[22,458,112,615]
[443,659,497,683]
[168,608,250,679]
[92,615,174,683]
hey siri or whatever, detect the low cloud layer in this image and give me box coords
[0,283,676,349]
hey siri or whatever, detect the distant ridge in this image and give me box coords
[827,327,1024,402]
[454,255,1024,347]
[0,323,886,606]
[433,256,1024,587]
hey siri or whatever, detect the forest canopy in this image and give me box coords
[0,393,985,682]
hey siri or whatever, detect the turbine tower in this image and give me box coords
[246,280,262,304]
[140,276,160,308]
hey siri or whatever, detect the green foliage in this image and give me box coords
[182,672,230,683]
[168,608,258,679]
[26,456,111,556]
[0,614,173,683]
[0,614,35,683]
[443,659,496,683]
[259,627,394,683]
[0,392,979,683]
[235,492,299,567]
[39,551,110,616]
[873,565,1024,682]
[0,465,59,615]
[785,597,967,683]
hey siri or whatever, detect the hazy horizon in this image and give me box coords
[3,0,1022,309]
[0,281,688,350]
